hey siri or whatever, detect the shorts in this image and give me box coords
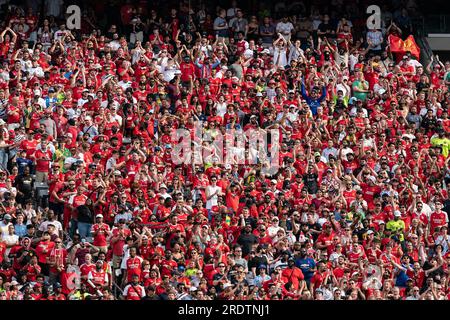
[112,255,122,269]
[94,246,108,254]
[35,171,49,183]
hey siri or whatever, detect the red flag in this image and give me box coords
[403,35,420,59]
[388,34,420,59]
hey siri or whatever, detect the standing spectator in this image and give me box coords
[366,28,384,56]
[276,17,295,41]
[214,9,229,43]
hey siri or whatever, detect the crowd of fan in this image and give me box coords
[0,0,449,300]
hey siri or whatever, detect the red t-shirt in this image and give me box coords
[92,223,110,247]
[34,149,52,172]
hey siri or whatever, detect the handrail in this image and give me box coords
[111,280,124,298]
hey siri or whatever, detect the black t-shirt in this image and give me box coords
[213,272,229,292]
[306,223,322,241]
[248,255,269,275]
[416,81,430,93]
[317,22,334,38]
[77,205,93,223]
[237,232,259,256]
[243,217,257,229]
[15,174,33,194]
[304,173,318,194]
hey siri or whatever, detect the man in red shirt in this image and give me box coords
[34,231,54,277]
[429,201,449,231]
[67,186,88,238]
[21,254,41,282]
[309,261,330,293]
[160,249,178,277]
[123,247,143,285]
[110,219,132,270]
[91,214,110,254]
[33,138,53,182]
[281,258,305,291]
[122,274,145,300]
[87,259,109,295]
[46,237,68,285]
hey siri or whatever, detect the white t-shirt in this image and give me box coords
[39,220,63,234]
[276,22,294,35]
[120,245,131,269]
[77,98,88,108]
[0,222,11,236]
[340,147,354,161]
[205,185,222,209]
[227,7,240,18]
[3,233,18,246]
[215,102,227,117]
[267,225,282,238]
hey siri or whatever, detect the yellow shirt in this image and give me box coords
[431,136,450,158]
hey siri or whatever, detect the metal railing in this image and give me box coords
[413,15,450,36]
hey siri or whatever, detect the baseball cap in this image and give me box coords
[256,92,263,97]
[314,152,321,157]
[394,210,402,217]
[3,214,12,220]
[96,214,103,219]
[367,230,374,235]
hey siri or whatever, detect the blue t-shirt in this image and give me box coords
[214,17,229,37]
[295,257,316,280]
[16,158,33,175]
[14,224,27,237]
[395,263,412,287]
